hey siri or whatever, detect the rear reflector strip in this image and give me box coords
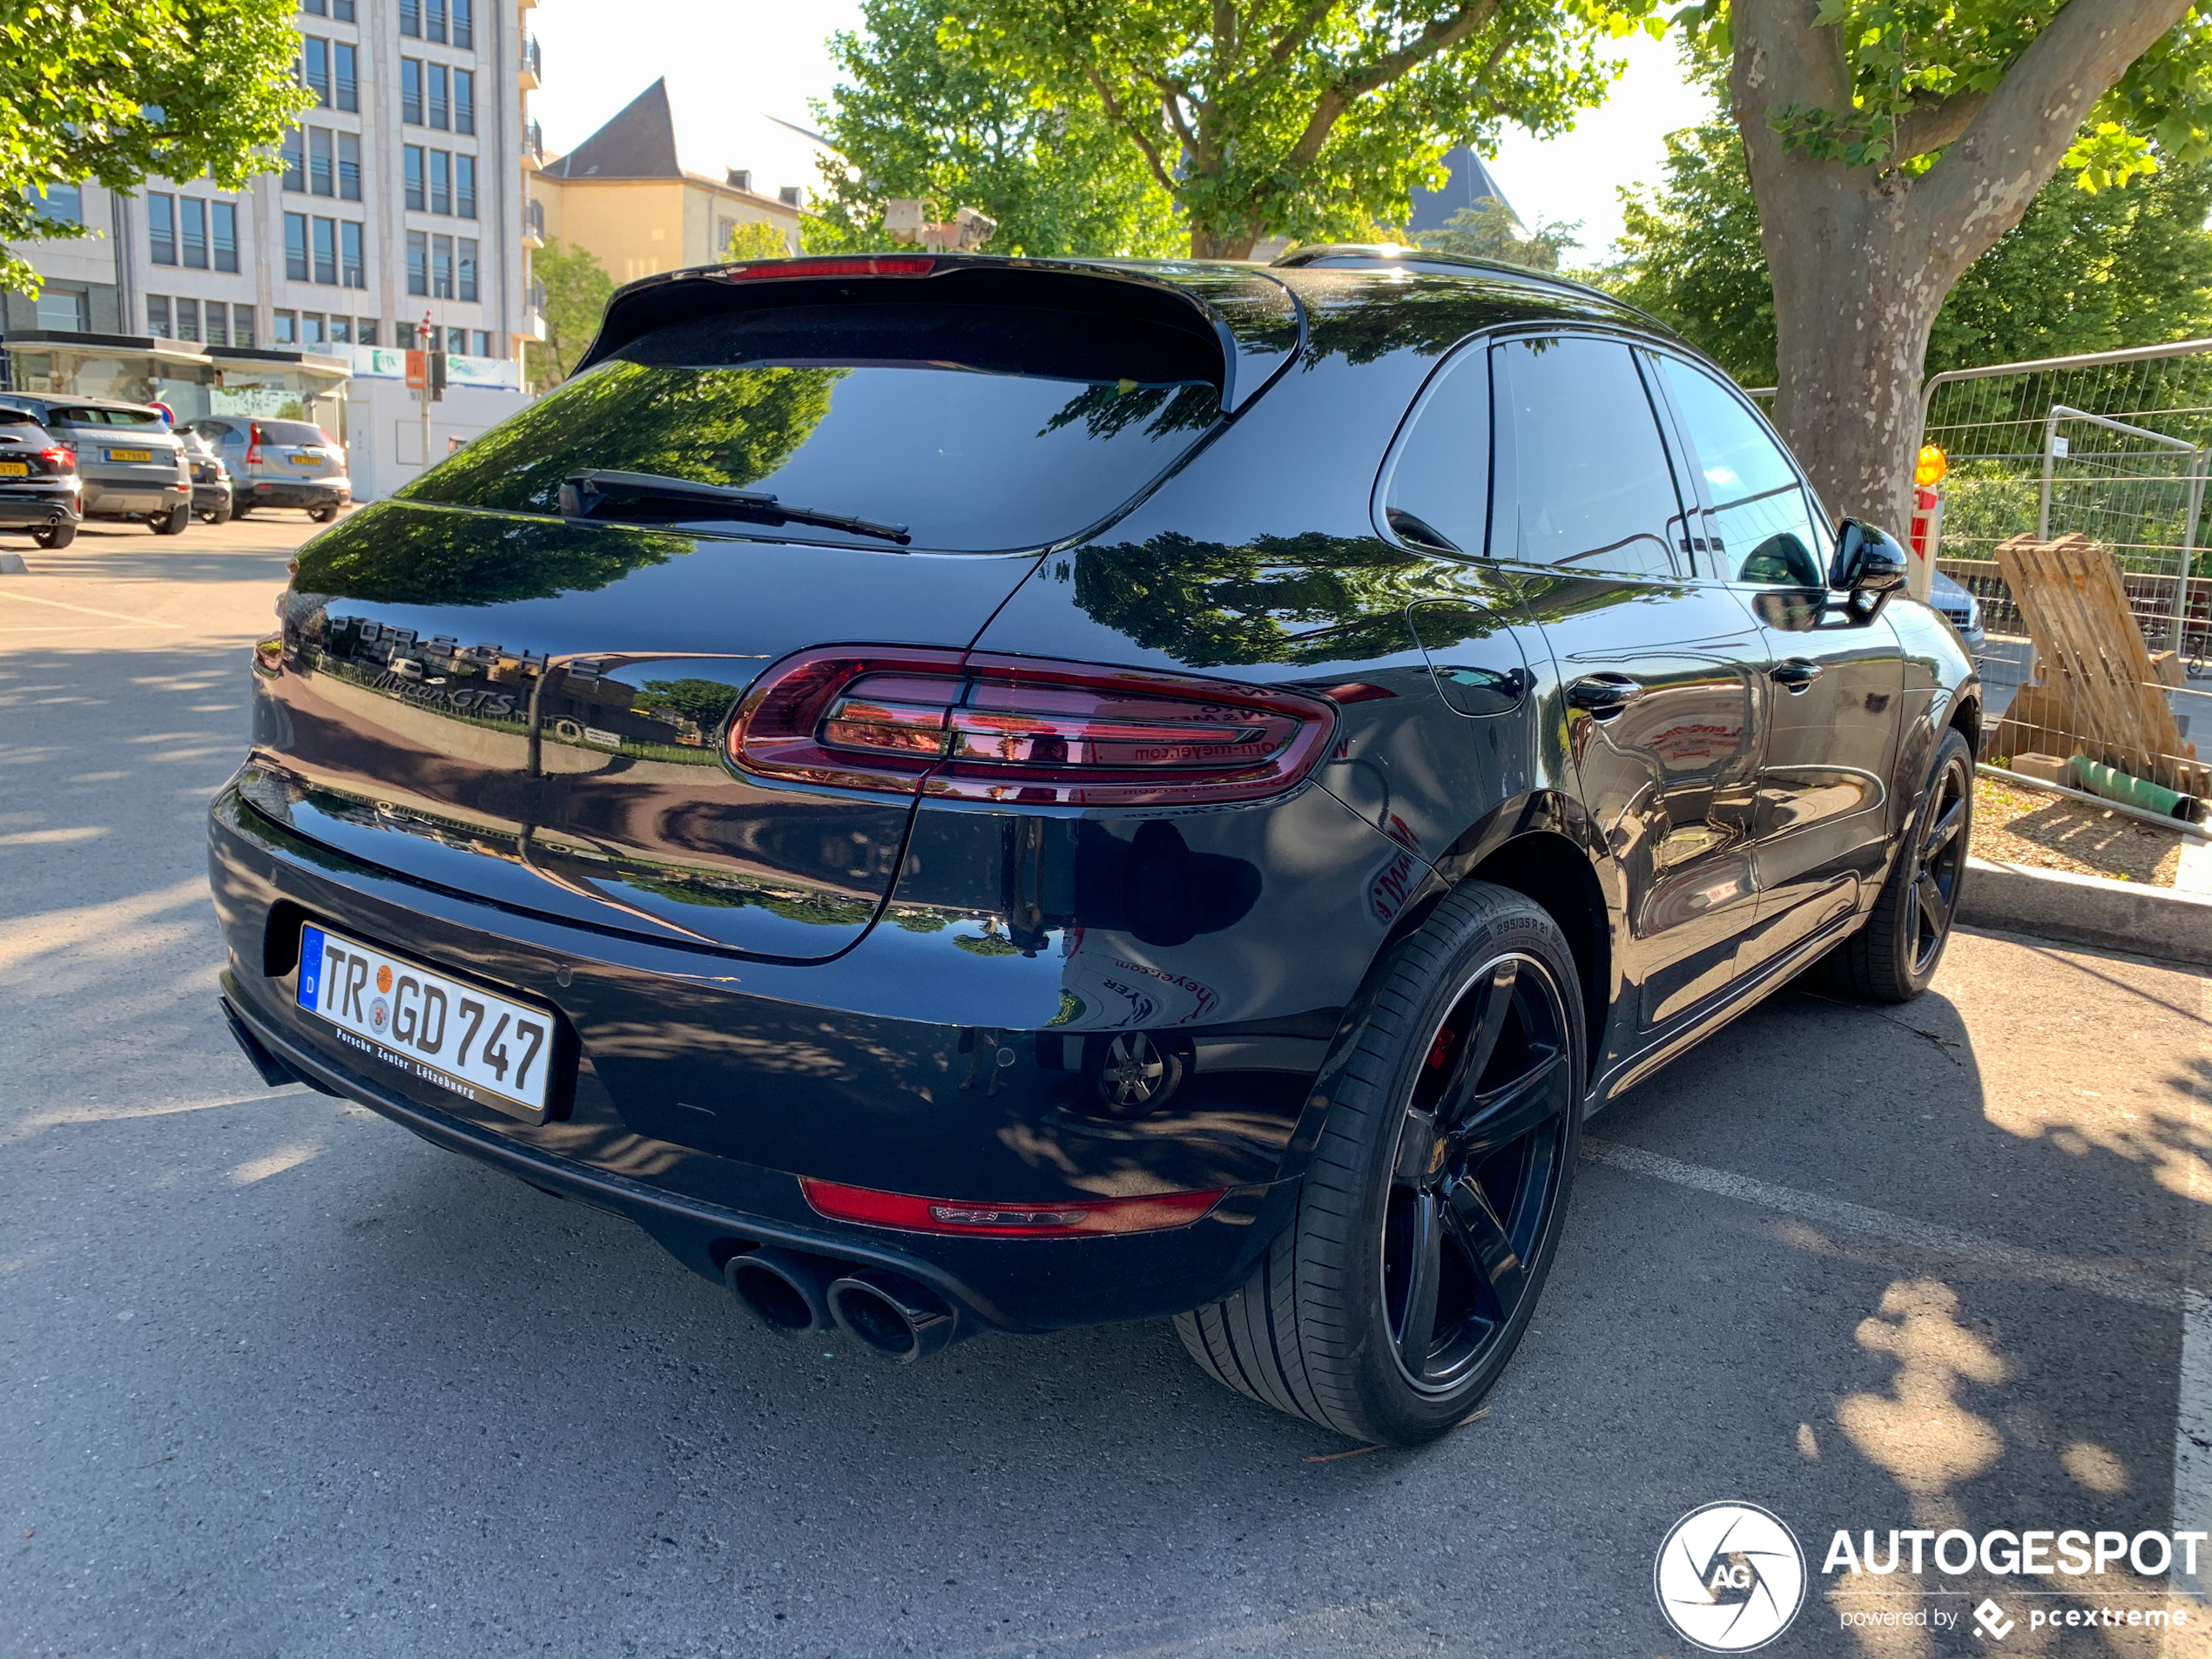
[800,1177,1228,1236]
[713,255,936,282]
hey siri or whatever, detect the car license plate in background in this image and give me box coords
[287,454,319,466]
[0,462,25,476]
[296,923,553,1120]
[106,448,152,462]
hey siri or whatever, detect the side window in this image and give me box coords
[1493,336,1684,579]
[1657,357,1828,588]
[1379,345,1489,556]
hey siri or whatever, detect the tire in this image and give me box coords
[31,520,75,548]
[1813,726,1973,1002]
[1175,882,1585,1446]
[152,504,190,536]
[309,505,338,523]
[201,504,232,525]
[231,505,252,521]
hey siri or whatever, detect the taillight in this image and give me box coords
[727,648,1337,806]
[713,255,934,281]
[38,446,71,472]
[246,422,264,465]
[800,1177,1227,1236]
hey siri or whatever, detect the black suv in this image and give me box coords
[0,407,82,546]
[210,252,1976,1446]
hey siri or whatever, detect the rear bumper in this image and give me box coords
[192,481,233,514]
[82,480,186,517]
[207,782,1308,1332]
[0,489,78,528]
[246,477,349,508]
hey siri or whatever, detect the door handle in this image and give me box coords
[1770,658,1823,693]
[1566,673,1643,718]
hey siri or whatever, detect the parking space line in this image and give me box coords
[1581,1137,2182,1312]
[0,590,179,626]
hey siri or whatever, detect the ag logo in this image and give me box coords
[1655,1501,1807,1652]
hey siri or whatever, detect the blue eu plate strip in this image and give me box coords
[297,924,326,1010]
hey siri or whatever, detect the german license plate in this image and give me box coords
[295,923,554,1121]
[0,462,25,476]
[287,454,320,466]
[106,447,152,462]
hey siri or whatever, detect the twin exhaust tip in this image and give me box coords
[724,1246,961,1362]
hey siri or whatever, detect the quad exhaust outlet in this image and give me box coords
[724,1246,963,1362]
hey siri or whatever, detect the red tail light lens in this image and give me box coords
[728,649,1337,806]
[246,422,265,465]
[38,446,72,472]
[714,255,935,281]
[800,1177,1227,1236]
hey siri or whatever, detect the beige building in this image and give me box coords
[531,79,803,283]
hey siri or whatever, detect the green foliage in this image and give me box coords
[722,219,792,260]
[805,0,1183,257]
[632,677,744,734]
[960,0,1659,257]
[291,502,696,609]
[1413,198,1583,271]
[1606,118,2212,384]
[0,0,311,295]
[404,359,846,514]
[524,236,616,391]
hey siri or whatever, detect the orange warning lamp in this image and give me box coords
[1914,444,1948,488]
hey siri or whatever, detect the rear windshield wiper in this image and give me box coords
[558,469,912,546]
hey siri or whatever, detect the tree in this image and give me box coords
[806,0,1182,257]
[1689,0,2212,530]
[0,0,309,295]
[1414,197,1583,269]
[1611,114,2212,388]
[524,236,615,391]
[722,219,792,260]
[963,0,1654,259]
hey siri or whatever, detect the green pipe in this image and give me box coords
[2067,756,2204,821]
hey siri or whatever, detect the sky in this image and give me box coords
[530,1,1714,260]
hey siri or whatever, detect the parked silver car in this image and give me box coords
[186,416,349,521]
[1929,568,1987,652]
[180,430,234,525]
[0,395,192,534]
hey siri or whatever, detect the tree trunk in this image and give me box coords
[1189,224,1260,260]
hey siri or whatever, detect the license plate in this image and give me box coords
[0,462,25,476]
[295,923,554,1121]
[106,448,152,462]
[287,454,320,467]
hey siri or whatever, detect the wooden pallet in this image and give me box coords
[1992,533,2203,792]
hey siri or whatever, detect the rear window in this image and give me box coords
[399,298,1226,551]
[92,408,167,427]
[257,421,331,445]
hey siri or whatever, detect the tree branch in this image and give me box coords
[1278,0,1499,177]
[1893,91,1987,159]
[1085,67,1179,199]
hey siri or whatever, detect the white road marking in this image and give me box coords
[0,590,180,626]
[1581,1137,2182,1312]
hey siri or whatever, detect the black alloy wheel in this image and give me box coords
[1812,725,1974,1001]
[1177,882,1584,1445]
[1382,952,1575,1394]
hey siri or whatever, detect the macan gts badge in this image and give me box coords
[211,248,1977,1447]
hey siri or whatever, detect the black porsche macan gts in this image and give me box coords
[210,248,1978,1446]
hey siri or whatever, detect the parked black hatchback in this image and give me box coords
[210,252,1978,1446]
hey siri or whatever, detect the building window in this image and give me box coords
[36,287,87,331]
[303,313,328,347]
[445,325,465,354]
[29,183,81,226]
[455,153,475,219]
[146,294,172,338]
[329,316,352,345]
[281,128,305,192]
[147,192,177,264]
[401,58,422,125]
[427,63,448,130]
[334,0,354,19]
[457,238,477,303]
[452,0,472,49]
[470,328,489,357]
[301,37,330,106]
[334,43,357,112]
[400,0,419,34]
[429,150,450,215]
[313,216,338,285]
[310,127,334,197]
[233,307,255,347]
[407,230,428,296]
[176,297,201,343]
[301,0,325,12]
[358,319,378,345]
[180,197,208,268]
[338,132,361,202]
[212,201,239,272]
[204,303,227,347]
[453,69,474,136]
[404,146,425,211]
[285,212,309,281]
[273,309,297,345]
[341,220,364,288]
[425,0,446,42]
[431,233,455,299]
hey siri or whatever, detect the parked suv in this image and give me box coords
[180,429,234,524]
[209,253,1976,1447]
[189,417,348,521]
[0,395,192,533]
[0,408,82,547]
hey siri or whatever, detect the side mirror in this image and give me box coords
[1830,519,1908,620]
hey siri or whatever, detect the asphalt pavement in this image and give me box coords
[3,512,2209,1658]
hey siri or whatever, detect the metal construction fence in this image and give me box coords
[1918,340,2212,663]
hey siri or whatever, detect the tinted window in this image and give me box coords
[1493,337,1683,579]
[401,300,1225,552]
[1380,346,1488,555]
[1657,357,1828,588]
[258,421,331,445]
[97,408,167,428]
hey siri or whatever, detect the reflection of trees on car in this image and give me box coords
[632,677,745,738]
[398,360,848,515]
[293,502,698,608]
[1040,381,1218,442]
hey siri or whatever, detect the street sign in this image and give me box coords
[404,350,426,390]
